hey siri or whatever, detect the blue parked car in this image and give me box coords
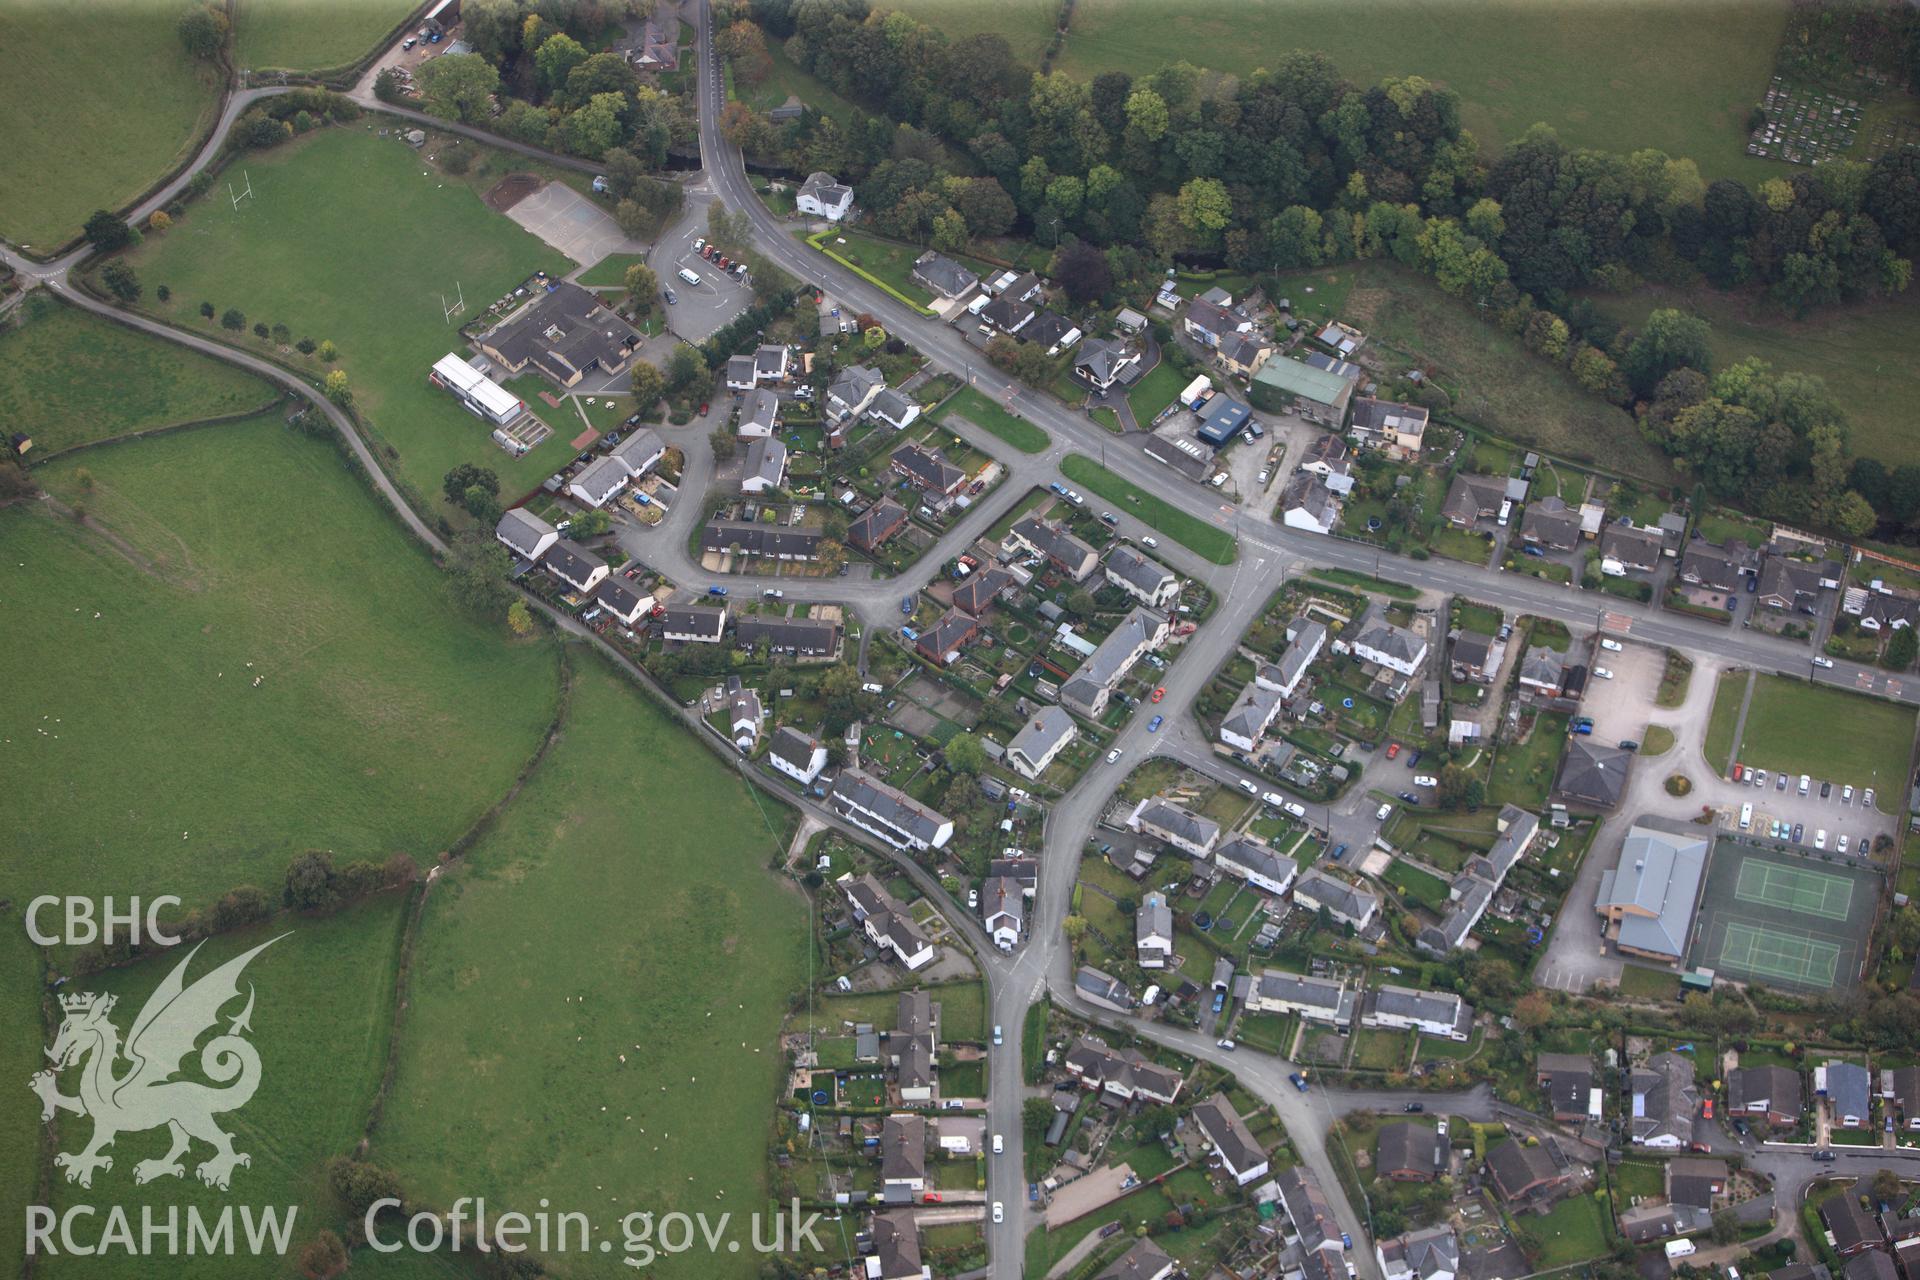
[1211,991,1226,1014]
[1147,714,1163,732]
[901,596,915,615]
[707,585,729,597]
[1330,843,1347,861]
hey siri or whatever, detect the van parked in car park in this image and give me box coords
[677,267,701,286]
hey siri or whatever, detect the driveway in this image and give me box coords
[505,181,640,266]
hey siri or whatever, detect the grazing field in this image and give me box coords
[234,0,416,72]
[740,39,865,127]
[1586,286,1920,469]
[36,892,411,1280]
[0,296,276,454]
[1060,454,1237,564]
[123,128,573,513]
[1712,673,1915,788]
[1280,263,1680,486]
[0,926,42,1274]
[4,416,561,921]
[937,385,1049,454]
[374,652,810,1280]
[0,0,220,247]
[897,0,1787,182]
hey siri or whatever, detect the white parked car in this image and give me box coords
[1592,667,1614,679]
[1257,469,1271,486]
[1837,835,1850,854]
[992,1134,1004,1155]
[1842,784,1854,804]
[1283,801,1307,819]
[1141,536,1159,548]
[1238,779,1258,796]
[1815,829,1828,850]
[1599,637,1623,652]
[968,888,979,909]
[991,1202,1004,1224]
[1105,748,1122,765]
[1413,775,1438,788]
[1261,790,1286,808]
[1813,655,1834,668]
[1376,802,1394,821]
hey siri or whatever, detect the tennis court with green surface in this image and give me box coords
[1687,841,1878,994]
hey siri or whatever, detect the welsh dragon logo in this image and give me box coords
[30,936,285,1191]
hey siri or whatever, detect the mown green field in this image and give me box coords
[234,0,415,72]
[123,128,573,515]
[1587,285,1920,469]
[35,892,410,1279]
[0,297,275,455]
[1061,454,1237,563]
[5,416,560,921]
[0,925,42,1274]
[1718,673,1916,789]
[0,0,220,248]
[374,652,810,1279]
[894,0,1787,182]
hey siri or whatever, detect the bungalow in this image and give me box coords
[829,770,953,852]
[915,609,978,664]
[1888,1065,1920,1130]
[1059,607,1168,718]
[1281,471,1339,535]
[1537,1052,1595,1123]
[1486,1139,1572,1207]
[1219,330,1274,379]
[869,388,922,431]
[825,365,886,424]
[740,437,788,494]
[1823,1060,1872,1129]
[980,294,1035,336]
[1136,890,1174,969]
[496,507,559,563]
[879,1114,927,1193]
[1246,968,1354,1026]
[1728,1064,1803,1128]
[1375,1121,1444,1182]
[1127,797,1220,859]
[1519,646,1566,699]
[953,567,1014,616]
[737,388,781,439]
[1362,986,1472,1040]
[1219,680,1284,753]
[850,499,910,554]
[1029,311,1082,355]
[1521,497,1581,552]
[725,676,763,752]
[766,725,828,785]
[1293,870,1380,931]
[1094,1240,1176,1280]
[544,539,609,595]
[1062,1037,1183,1104]
[594,577,653,627]
[1214,835,1297,896]
[735,616,841,660]
[890,443,966,498]
[1667,1157,1728,1211]
[1601,524,1664,575]
[1249,356,1354,426]
[659,604,726,643]
[1104,545,1179,608]
[1073,338,1141,393]
[700,520,822,561]
[1349,398,1429,461]
[842,873,936,970]
[911,252,978,301]
[1005,516,1098,581]
[1441,473,1506,529]
[1823,1194,1884,1258]
[1555,737,1633,813]
[795,171,853,221]
[1680,539,1758,593]
[982,875,1026,949]
[1758,556,1840,613]
[1005,705,1077,780]
[1377,1227,1459,1280]
[1193,1093,1269,1185]
[990,270,1043,303]
[1630,1052,1698,1149]
[477,281,639,388]
[1074,965,1133,1014]
[869,1212,927,1280]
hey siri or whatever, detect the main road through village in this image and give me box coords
[4,9,1918,1271]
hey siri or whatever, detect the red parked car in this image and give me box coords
[1386,742,1401,760]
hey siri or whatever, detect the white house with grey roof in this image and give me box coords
[911,252,978,300]
[1073,338,1140,393]
[595,577,653,626]
[1104,545,1178,608]
[1417,804,1538,955]
[1594,820,1706,962]
[1004,706,1077,780]
[544,540,609,595]
[725,676,763,752]
[1377,1226,1460,1280]
[829,769,953,853]
[795,171,853,221]
[740,437,788,494]
[766,726,827,785]
[841,873,936,971]
[1193,1093,1269,1185]
[1136,890,1174,969]
[1005,516,1098,581]
[1074,965,1133,1013]
[982,874,1026,950]
[737,388,781,439]
[1351,613,1428,677]
[1293,869,1380,931]
[869,387,921,431]
[568,454,635,508]
[1220,681,1285,753]
[1630,1051,1698,1148]
[1258,618,1326,699]
[1127,797,1220,858]
[659,604,726,643]
[825,365,886,423]
[1215,835,1297,896]
[1362,985,1473,1040]
[495,508,558,563]
[1247,968,1354,1025]
[1060,608,1168,718]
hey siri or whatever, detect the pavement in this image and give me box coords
[504,179,641,265]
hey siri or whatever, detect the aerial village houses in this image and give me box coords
[828,769,953,852]
[1063,1037,1184,1104]
[478,281,640,388]
[1005,516,1098,581]
[1729,1064,1804,1129]
[496,508,559,564]
[1292,869,1381,931]
[1416,804,1538,954]
[1246,968,1354,1027]
[1059,608,1169,719]
[1192,1093,1270,1185]
[1073,338,1141,394]
[910,252,978,301]
[737,388,781,439]
[1349,398,1428,460]
[766,726,828,785]
[841,873,936,970]
[1104,545,1179,609]
[1136,891,1174,969]
[1375,1121,1445,1182]
[982,874,1026,949]
[1361,986,1473,1040]
[1376,1227,1459,1280]
[1441,474,1507,530]
[1127,797,1221,859]
[659,604,726,644]
[595,577,652,627]
[543,540,609,595]
[1004,706,1077,780]
[1213,835,1298,895]
[1630,1051,1698,1149]
[735,615,842,661]
[1219,680,1285,753]
[794,171,854,222]
[825,365,886,424]
[1093,1240,1176,1280]
[1538,1052,1596,1124]
[850,499,909,554]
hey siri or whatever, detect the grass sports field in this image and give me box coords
[0,297,276,454]
[124,128,573,514]
[1687,841,1878,993]
[891,0,1786,182]
[1710,673,1915,790]
[5,416,561,924]
[31,892,410,1280]
[0,0,219,248]
[234,0,415,72]
[1588,286,1920,469]
[373,652,809,1279]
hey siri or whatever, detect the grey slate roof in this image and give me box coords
[1442,473,1506,525]
[1221,681,1284,746]
[1193,1092,1265,1176]
[1133,799,1220,851]
[1729,1064,1802,1117]
[1485,1138,1565,1202]
[879,1114,925,1182]
[544,538,606,591]
[658,604,725,640]
[1293,869,1379,924]
[1095,1239,1175,1280]
[1594,821,1707,959]
[767,725,825,775]
[891,443,965,493]
[734,615,840,657]
[1006,705,1076,774]
[1630,1052,1698,1145]
[699,520,822,559]
[1602,524,1664,569]
[740,387,781,434]
[742,436,787,489]
[828,769,950,848]
[849,499,909,552]
[1074,337,1133,384]
[1105,544,1174,598]
[1555,738,1633,811]
[496,507,557,559]
[1378,1227,1459,1280]
[1375,1121,1443,1178]
[911,252,977,298]
[1826,1060,1872,1122]
[1521,496,1581,549]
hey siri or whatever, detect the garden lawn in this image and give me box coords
[1487,713,1569,808]
[938,385,1049,454]
[1725,674,1916,789]
[0,0,219,247]
[1047,0,1784,182]
[1383,859,1449,911]
[4,416,560,929]
[36,892,412,1280]
[808,229,955,310]
[1124,357,1190,425]
[1061,454,1236,564]
[234,0,416,71]
[374,651,810,1280]
[1523,1190,1612,1267]
[0,296,275,454]
[124,128,573,514]
[1617,964,1680,1000]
